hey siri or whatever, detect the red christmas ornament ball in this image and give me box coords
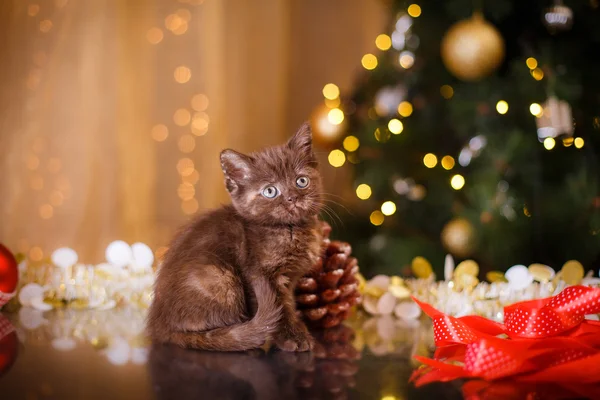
[0,315,18,378]
[0,244,19,294]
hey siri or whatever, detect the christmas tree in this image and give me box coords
[315,0,600,277]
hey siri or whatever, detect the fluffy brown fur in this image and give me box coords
[147,122,323,352]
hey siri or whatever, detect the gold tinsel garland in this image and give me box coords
[8,242,155,312]
[357,254,600,322]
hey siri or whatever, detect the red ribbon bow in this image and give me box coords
[411,286,600,398]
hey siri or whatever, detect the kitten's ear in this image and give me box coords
[220,149,253,192]
[287,121,316,164]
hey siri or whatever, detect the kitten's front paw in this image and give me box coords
[275,326,314,352]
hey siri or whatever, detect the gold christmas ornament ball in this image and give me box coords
[441,13,505,81]
[310,103,347,147]
[441,217,476,258]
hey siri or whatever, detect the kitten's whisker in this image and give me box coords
[318,204,344,228]
[319,192,353,214]
[320,192,347,200]
[308,201,340,228]
[318,207,341,229]
[321,199,353,215]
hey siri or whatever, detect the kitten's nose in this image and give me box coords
[287,196,296,202]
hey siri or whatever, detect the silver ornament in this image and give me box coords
[543,1,573,32]
[535,96,573,140]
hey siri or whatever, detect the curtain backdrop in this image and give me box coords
[0,0,385,262]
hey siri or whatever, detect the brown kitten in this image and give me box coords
[147,122,323,352]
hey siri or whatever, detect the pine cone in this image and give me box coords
[295,325,361,400]
[295,221,361,329]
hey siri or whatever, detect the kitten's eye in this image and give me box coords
[262,185,279,199]
[296,176,310,188]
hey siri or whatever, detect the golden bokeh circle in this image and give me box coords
[191,94,209,111]
[151,124,169,142]
[174,109,192,126]
[147,28,164,44]
[174,66,192,83]
[441,13,504,81]
[178,134,196,153]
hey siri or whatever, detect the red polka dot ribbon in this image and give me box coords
[410,286,600,396]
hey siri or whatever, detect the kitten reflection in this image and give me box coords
[148,344,306,400]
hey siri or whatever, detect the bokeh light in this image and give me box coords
[39,204,53,219]
[177,158,195,176]
[423,153,437,168]
[328,108,345,125]
[526,57,538,69]
[370,210,385,226]
[450,174,465,190]
[181,198,199,215]
[147,28,164,44]
[174,66,192,83]
[182,169,200,185]
[544,137,555,150]
[399,51,415,69]
[574,137,585,148]
[531,68,544,80]
[361,54,378,70]
[408,4,422,17]
[322,83,340,100]
[173,109,191,126]
[343,136,360,152]
[177,182,195,200]
[381,201,397,216]
[165,14,184,31]
[496,100,508,115]
[397,101,413,117]
[151,124,169,142]
[39,20,53,33]
[176,8,192,22]
[191,94,209,111]
[374,128,391,142]
[191,113,209,136]
[440,85,454,99]
[178,134,196,153]
[375,34,392,51]
[328,150,346,167]
[388,119,403,134]
[409,184,426,201]
[30,247,43,261]
[356,184,372,200]
[28,4,40,16]
[441,155,455,170]
[529,103,542,116]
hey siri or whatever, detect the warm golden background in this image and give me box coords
[0,0,387,262]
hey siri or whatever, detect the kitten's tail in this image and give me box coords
[167,278,282,351]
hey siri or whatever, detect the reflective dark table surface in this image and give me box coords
[0,308,471,400]
[6,307,594,400]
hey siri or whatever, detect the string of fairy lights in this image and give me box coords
[318,3,586,227]
[20,1,70,261]
[17,0,206,262]
[147,1,208,217]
